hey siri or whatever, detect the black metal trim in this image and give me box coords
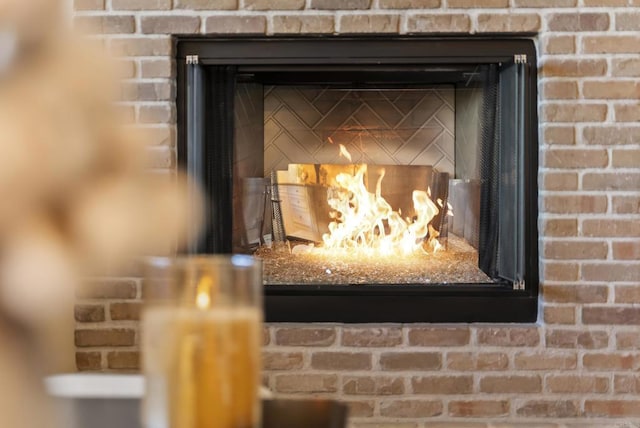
[266,283,510,296]
[523,50,540,305]
[175,35,539,323]
[265,292,537,323]
[204,67,235,253]
[176,35,537,66]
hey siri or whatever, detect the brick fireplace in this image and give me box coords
[73,1,640,425]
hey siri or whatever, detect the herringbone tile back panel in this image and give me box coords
[263,86,456,176]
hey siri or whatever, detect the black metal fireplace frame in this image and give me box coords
[175,35,539,323]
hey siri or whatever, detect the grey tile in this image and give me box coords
[299,87,325,103]
[434,157,455,175]
[274,107,323,153]
[264,86,458,175]
[395,124,443,164]
[397,92,443,128]
[264,144,285,174]
[264,118,282,146]
[264,91,281,113]
[412,142,445,166]
[393,90,435,115]
[362,145,396,165]
[271,131,314,166]
[435,130,456,161]
[435,104,455,135]
[313,96,361,136]
[274,87,323,127]
[364,97,404,127]
[436,87,455,108]
[311,88,348,115]
[353,104,403,142]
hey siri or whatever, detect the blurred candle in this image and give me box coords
[142,256,262,428]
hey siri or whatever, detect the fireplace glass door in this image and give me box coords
[178,37,538,322]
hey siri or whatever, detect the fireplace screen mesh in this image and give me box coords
[227,63,524,287]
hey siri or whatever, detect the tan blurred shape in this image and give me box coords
[0,0,202,427]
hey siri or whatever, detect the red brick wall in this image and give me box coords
[73,1,640,425]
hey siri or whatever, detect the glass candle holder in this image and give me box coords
[142,255,263,428]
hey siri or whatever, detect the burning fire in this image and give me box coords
[195,275,213,309]
[308,145,445,256]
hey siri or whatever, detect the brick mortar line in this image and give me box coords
[76,346,139,351]
[121,77,174,83]
[539,191,639,197]
[538,218,638,224]
[269,371,637,380]
[269,326,538,330]
[542,172,639,177]
[540,121,625,125]
[538,188,638,193]
[76,298,139,303]
[333,10,409,15]
[542,236,640,241]
[74,10,640,29]
[268,346,476,353]
[265,345,640,354]
[574,260,640,265]
[574,78,640,81]
[75,327,140,334]
[541,100,640,105]
[539,78,636,83]
[343,418,640,426]
[266,346,555,354]
[97,34,172,39]
[539,213,635,219]
[80,10,361,17]
[76,8,639,15]
[265,343,539,350]
[576,124,640,128]
[113,55,177,60]
[272,386,633,399]
[269,376,627,396]
[556,281,640,285]
[129,101,174,105]
[123,123,176,129]
[398,11,409,34]
[542,191,637,196]
[146,146,174,152]
[538,101,633,106]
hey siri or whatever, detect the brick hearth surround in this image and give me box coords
[72,0,640,425]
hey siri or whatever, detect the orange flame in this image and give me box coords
[338,144,352,162]
[314,146,442,256]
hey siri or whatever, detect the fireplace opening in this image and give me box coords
[252,81,490,286]
[177,36,539,322]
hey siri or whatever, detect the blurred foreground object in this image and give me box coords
[142,256,262,428]
[263,399,348,428]
[0,0,201,427]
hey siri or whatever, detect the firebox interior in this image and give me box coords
[231,64,517,287]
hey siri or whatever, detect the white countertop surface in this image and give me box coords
[44,374,144,399]
[44,373,273,400]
